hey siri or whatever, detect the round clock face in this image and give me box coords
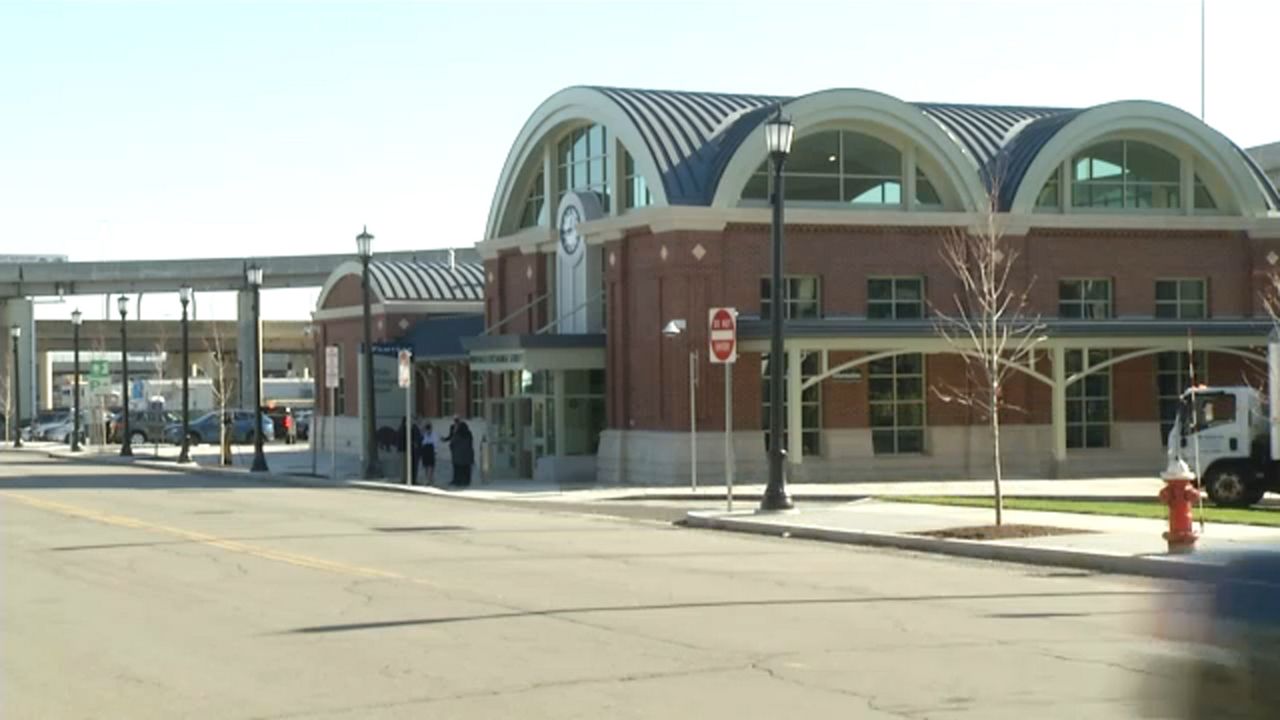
[559,205,581,255]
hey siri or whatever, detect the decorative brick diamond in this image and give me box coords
[488,271,495,283]
[398,318,410,331]
[992,249,1004,263]
[691,243,707,261]
[1268,251,1279,266]
[660,245,669,261]
[609,251,616,267]
[526,265,533,279]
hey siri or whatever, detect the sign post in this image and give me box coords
[325,346,339,481]
[398,350,412,485]
[708,308,738,511]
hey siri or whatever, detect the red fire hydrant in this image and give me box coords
[1159,458,1200,554]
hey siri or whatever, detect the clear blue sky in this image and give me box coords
[2,0,1275,320]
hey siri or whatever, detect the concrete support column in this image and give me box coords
[553,369,566,458]
[38,351,52,410]
[787,347,803,465]
[237,289,260,412]
[1,299,35,427]
[1051,345,1068,474]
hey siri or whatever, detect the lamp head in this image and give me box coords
[763,107,795,159]
[661,319,687,338]
[8,324,19,339]
[356,226,374,258]
[117,295,129,317]
[178,285,192,304]
[71,309,82,326]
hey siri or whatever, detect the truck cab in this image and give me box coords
[1168,386,1272,507]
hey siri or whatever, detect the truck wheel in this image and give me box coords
[129,430,147,446]
[1204,464,1260,508]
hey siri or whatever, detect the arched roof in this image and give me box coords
[316,260,485,309]
[487,87,1280,238]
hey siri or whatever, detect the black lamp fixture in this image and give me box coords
[357,226,382,479]
[118,295,132,457]
[760,108,796,513]
[71,309,82,452]
[177,286,193,464]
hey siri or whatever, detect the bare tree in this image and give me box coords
[932,190,1047,526]
[203,324,236,465]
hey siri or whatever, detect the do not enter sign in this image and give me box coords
[708,307,737,364]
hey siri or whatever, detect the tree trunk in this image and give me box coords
[991,381,1004,527]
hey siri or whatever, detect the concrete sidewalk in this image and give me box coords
[683,499,1280,579]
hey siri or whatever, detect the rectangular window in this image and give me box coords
[623,152,652,209]
[761,352,821,455]
[867,277,924,319]
[760,276,821,320]
[440,368,456,417]
[470,370,484,419]
[1066,349,1110,449]
[1155,279,1206,319]
[1157,351,1206,444]
[333,345,346,415]
[558,125,611,212]
[1059,279,1112,319]
[868,353,926,455]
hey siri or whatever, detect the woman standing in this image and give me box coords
[420,422,437,486]
[442,417,474,488]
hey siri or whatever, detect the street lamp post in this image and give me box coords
[661,319,698,491]
[177,286,193,464]
[118,295,132,456]
[357,226,382,479]
[10,325,21,449]
[247,267,269,473]
[71,309,83,452]
[760,108,796,512]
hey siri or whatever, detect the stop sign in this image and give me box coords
[708,307,737,364]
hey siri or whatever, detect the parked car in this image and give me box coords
[295,410,311,441]
[163,410,273,446]
[109,410,179,445]
[45,411,94,445]
[23,410,70,441]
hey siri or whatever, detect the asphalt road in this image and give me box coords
[0,455,1193,719]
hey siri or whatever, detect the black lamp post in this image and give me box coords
[177,286,193,464]
[247,266,269,473]
[71,309,82,452]
[10,325,21,449]
[760,108,796,512]
[357,226,382,479]
[117,296,133,456]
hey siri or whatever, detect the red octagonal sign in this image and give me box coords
[708,307,737,364]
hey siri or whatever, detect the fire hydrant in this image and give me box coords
[1159,457,1200,554]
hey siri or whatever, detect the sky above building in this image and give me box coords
[3,0,1275,320]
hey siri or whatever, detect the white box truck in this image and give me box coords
[1167,333,1280,507]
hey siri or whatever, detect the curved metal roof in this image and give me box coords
[368,261,485,302]
[578,87,1278,213]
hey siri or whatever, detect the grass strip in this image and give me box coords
[883,495,1280,528]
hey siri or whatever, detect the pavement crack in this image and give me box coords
[746,659,917,719]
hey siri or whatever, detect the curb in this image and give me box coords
[681,511,1220,580]
[26,447,349,490]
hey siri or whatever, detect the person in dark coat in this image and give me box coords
[442,417,474,487]
[409,420,424,485]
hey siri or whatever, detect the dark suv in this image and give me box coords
[109,410,179,445]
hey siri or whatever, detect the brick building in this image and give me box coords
[472,86,1280,486]
[312,253,483,472]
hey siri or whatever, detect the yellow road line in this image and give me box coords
[0,490,407,581]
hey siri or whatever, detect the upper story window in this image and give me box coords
[558,124,611,212]
[742,130,905,207]
[623,151,652,210]
[1072,140,1180,210]
[518,171,547,229]
[760,276,821,319]
[1059,279,1112,319]
[868,277,924,319]
[1193,175,1218,210]
[1155,279,1206,319]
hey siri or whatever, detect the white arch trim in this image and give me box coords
[1008,100,1273,216]
[484,87,670,240]
[316,260,380,309]
[801,348,1053,391]
[710,88,991,212]
[1063,346,1266,387]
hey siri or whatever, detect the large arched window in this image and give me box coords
[1072,140,1179,209]
[517,171,547,229]
[558,124,611,211]
[742,130,918,207]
